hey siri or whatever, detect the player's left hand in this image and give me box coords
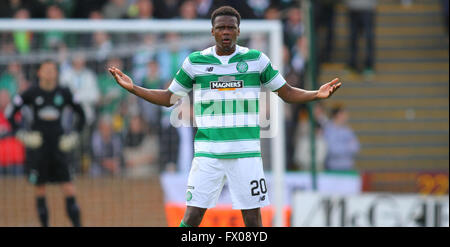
[317,78,342,99]
[59,132,79,152]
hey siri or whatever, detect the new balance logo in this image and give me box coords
[259,195,266,202]
[206,67,214,72]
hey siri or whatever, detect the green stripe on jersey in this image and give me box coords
[260,63,279,85]
[228,49,261,64]
[195,152,261,159]
[194,99,259,116]
[189,51,222,65]
[195,127,260,141]
[174,68,194,89]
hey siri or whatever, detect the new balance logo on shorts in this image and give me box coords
[206,66,214,72]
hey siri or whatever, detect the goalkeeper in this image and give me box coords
[6,60,85,227]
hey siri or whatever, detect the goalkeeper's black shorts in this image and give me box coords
[25,145,72,185]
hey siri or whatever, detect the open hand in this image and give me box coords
[108,67,134,92]
[317,78,341,99]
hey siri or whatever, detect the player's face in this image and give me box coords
[38,62,58,90]
[212,15,240,55]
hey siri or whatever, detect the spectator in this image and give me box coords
[158,86,179,173]
[290,36,308,76]
[156,32,191,82]
[0,42,16,57]
[97,57,128,115]
[153,0,180,19]
[195,0,213,18]
[102,0,129,19]
[263,4,281,20]
[282,45,294,78]
[179,0,198,19]
[142,60,163,90]
[91,114,123,176]
[78,11,105,49]
[89,10,103,20]
[132,34,157,84]
[0,90,11,136]
[315,0,338,63]
[248,33,268,53]
[284,37,308,170]
[294,121,327,172]
[60,54,100,126]
[93,31,114,62]
[175,100,194,174]
[0,61,28,98]
[277,0,301,11]
[43,5,66,51]
[318,103,360,171]
[345,0,377,77]
[59,54,99,169]
[123,115,158,177]
[0,0,30,18]
[12,8,32,55]
[0,89,25,175]
[246,0,270,18]
[54,0,76,18]
[283,7,305,52]
[140,60,163,129]
[72,0,107,18]
[128,0,154,19]
[28,0,75,18]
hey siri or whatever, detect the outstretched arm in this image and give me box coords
[276,78,341,104]
[108,67,179,107]
[6,90,31,132]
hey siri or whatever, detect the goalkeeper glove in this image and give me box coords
[16,130,43,149]
[59,132,79,152]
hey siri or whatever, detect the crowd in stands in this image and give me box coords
[0,0,363,177]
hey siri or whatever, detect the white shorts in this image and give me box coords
[186,156,270,210]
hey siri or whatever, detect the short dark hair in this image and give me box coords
[330,103,345,119]
[40,59,57,66]
[39,59,59,73]
[211,6,241,26]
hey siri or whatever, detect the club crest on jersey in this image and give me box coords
[236,61,248,73]
[210,76,243,91]
[54,94,64,106]
[35,96,44,106]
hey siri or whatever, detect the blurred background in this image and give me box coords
[0,0,448,227]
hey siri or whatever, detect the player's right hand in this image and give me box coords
[108,67,134,92]
[16,130,43,149]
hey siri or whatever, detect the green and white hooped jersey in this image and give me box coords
[168,45,286,159]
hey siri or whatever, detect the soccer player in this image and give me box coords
[6,60,85,227]
[109,6,341,227]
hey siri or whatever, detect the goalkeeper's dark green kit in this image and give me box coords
[7,85,85,185]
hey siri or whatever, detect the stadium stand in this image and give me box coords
[320,0,449,192]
